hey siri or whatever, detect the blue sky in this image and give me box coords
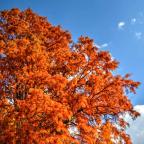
[0,0,144,105]
[1,1,144,143]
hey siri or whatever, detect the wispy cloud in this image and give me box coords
[135,32,142,39]
[125,105,144,144]
[100,43,109,48]
[94,43,109,49]
[94,43,101,49]
[118,21,125,29]
[131,18,136,24]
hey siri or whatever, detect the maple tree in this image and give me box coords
[0,8,140,144]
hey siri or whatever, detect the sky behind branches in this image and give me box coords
[0,1,144,143]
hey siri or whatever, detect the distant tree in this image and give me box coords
[0,8,140,144]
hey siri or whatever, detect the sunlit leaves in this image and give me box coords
[0,8,140,144]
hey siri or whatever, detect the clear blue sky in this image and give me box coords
[0,0,144,105]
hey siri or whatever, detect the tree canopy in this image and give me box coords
[0,8,140,144]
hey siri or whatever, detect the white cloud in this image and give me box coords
[118,21,125,29]
[131,18,136,24]
[94,43,101,49]
[125,105,144,144]
[101,43,109,48]
[94,43,109,49]
[135,32,142,39]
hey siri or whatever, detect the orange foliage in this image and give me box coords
[0,8,140,144]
